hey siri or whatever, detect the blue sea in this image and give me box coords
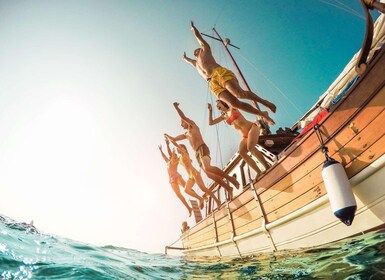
[1,215,384,279]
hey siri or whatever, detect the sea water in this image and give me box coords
[1,215,384,280]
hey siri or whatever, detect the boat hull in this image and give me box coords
[183,155,385,257]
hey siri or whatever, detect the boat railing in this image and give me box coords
[357,0,385,73]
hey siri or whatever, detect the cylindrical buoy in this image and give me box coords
[322,158,357,226]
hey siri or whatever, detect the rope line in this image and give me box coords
[213,0,229,28]
[235,49,303,115]
[318,0,365,20]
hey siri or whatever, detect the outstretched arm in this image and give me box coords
[208,103,225,125]
[182,52,197,68]
[191,21,209,49]
[158,145,169,163]
[164,133,187,143]
[166,134,182,149]
[173,102,195,126]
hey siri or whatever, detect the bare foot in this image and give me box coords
[268,102,276,113]
[227,188,233,201]
[188,208,192,217]
[199,199,204,209]
[230,178,240,189]
[260,111,275,125]
[234,181,241,190]
[215,198,221,207]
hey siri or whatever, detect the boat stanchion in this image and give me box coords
[314,125,357,226]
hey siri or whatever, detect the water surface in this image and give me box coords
[1,215,384,279]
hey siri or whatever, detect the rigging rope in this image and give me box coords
[318,0,365,20]
[207,31,226,169]
[196,30,226,172]
[235,49,302,116]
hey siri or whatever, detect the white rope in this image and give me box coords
[318,0,365,20]
[234,49,303,117]
[213,0,229,27]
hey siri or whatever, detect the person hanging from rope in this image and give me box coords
[208,100,271,178]
[166,136,222,208]
[166,102,240,201]
[182,21,276,125]
[158,138,193,216]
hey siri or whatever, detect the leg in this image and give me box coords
[184,178,205,209]
[194,172,221,207]
[239,139,262,174]
[250,146,270,172]
[247,125,270,171]
[170,182,192,216]
[200,156,238,200]
[224,79,276,113]
[202,158,240,189]
[219,91,275,125]
[203,170,234,201]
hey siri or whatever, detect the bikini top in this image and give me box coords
[226,108,242,125]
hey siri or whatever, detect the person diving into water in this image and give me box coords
[158,138,193,216]
[208,100,272,179]
[166,102,240,201]
[182,21,276,125]
[165,136,221,208]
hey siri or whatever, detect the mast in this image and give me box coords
[202,28,271,134]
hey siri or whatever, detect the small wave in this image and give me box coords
[1,215,384,279]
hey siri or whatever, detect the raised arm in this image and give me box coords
[164,133,187,143]
[182,52,197,68]
[173,102,194,126]
[191,21,209,49]
[166,134,182,150]
[164,137,173,157]
[158,145,169,163]
[208,103,225,126]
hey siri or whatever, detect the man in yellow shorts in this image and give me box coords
[182,21,276,125]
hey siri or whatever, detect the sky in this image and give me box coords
[0,1,381,253]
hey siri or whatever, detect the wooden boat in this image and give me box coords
[166,1,385,257]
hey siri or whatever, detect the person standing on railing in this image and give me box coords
[166,102,239,201]
[182,21,276,125]
[158,138,193,216]
[208,100,271,178]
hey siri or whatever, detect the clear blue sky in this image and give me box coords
[0,1,380,253]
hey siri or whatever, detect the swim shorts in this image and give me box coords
[208,66,237,97]
[195,144,210,168]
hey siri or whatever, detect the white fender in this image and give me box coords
[322,158,357,226]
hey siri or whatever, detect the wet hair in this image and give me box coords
[216,99,230,110]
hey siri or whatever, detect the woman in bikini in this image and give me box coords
[208,100,271,177]
[166,136,221,208]
[159,138,192,216]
